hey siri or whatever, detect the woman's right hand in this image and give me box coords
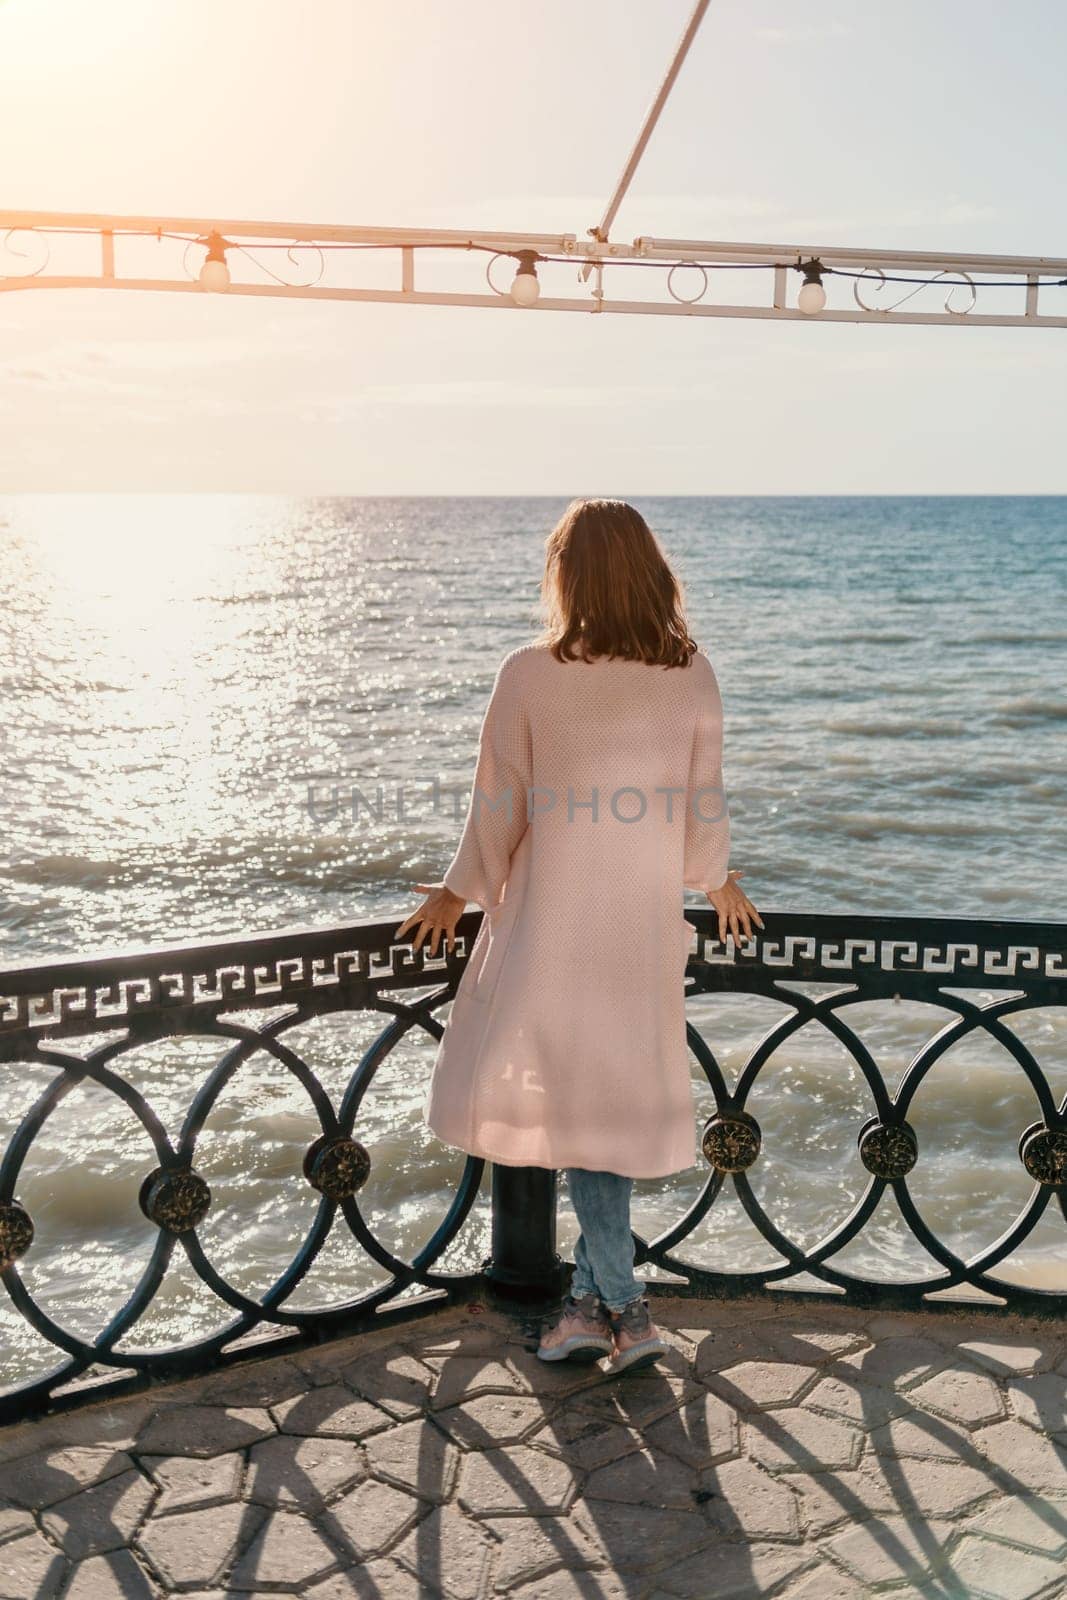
[395,882,466,957]
[706,869,764,945]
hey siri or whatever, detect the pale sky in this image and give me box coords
[1,0,1065,494]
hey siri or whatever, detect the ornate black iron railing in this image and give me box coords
[0,909,1064,1424]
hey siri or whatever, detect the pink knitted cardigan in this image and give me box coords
[423,639,730,1178]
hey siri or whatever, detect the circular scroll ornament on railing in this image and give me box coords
[139,1167,212,1233]
[303,1133,372,1200]
[1018,1122,1067,1186]
[0,1200,34,1269]
[857,1117,919,1179]
[702,1109,761,1172]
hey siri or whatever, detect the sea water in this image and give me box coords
[0,495,1064,1383]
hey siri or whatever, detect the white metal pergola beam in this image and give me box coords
[0,211,581,254]
[1,209,1066,328]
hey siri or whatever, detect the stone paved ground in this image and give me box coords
[0,1293,1065,1599]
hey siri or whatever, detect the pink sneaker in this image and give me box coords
[605,1296,669,1374]
[536,1291,614,1363]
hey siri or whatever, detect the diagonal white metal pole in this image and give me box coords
[584,0,711,270]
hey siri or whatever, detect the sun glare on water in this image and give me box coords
[5,495,300,847]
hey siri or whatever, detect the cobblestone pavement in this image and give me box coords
[0,1293,1065,1599]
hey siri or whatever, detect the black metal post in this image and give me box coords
[482,1164,565,1298]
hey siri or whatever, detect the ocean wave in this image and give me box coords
[992,697,1067,723]
[207,590,303,607]
[3,855,133,889]
[919,775,1055,799]
[827,717,967,738]
[808,812,987,839]
[1,840,434,893]
[0,897,62,930]
[948,631,1067,647]
[822,632,919,645]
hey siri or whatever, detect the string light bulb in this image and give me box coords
[797,258,827,315]
[199,232,231,293]
[509,251,541,307]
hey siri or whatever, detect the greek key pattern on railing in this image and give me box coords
[2,916,1064,1049]
[687,929,1066,983]
[0,927,464,1047]
[0,909,1064,1425]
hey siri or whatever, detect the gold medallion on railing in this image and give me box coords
[139,1167,212,1233]
[857,1118,919,1180]
[0,1200,34,1269]
[1018,1122,1067,1187]
[303,1134,372,1201]
[702,1110,761,1173]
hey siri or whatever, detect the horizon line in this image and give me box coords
[2,489,1067,500]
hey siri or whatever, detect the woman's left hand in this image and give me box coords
[705,869,764,946]
[395,882,466,956]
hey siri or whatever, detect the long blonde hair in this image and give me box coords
[535,498,697,668]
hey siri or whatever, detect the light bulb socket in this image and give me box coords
[797,257,826,286]
[513,250,540,279]
[203,231,229,265]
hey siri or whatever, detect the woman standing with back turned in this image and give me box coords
[398,499,762,1374]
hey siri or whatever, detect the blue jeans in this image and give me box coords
[565,1167,644,1311]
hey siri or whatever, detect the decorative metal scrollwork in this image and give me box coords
[702,1109,761,1172]
[1018,1122,1067,1186]
[858,1117,919,1179]
[303,1133,371,1200]
[238,242,327,290]
[1,227,50,279]
[485,252,514,297]
[853,266,977,316]
[181,237,327,290]
[666,262,710,305]
[139,1166,212,1233]
[0,1201,34,1268]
